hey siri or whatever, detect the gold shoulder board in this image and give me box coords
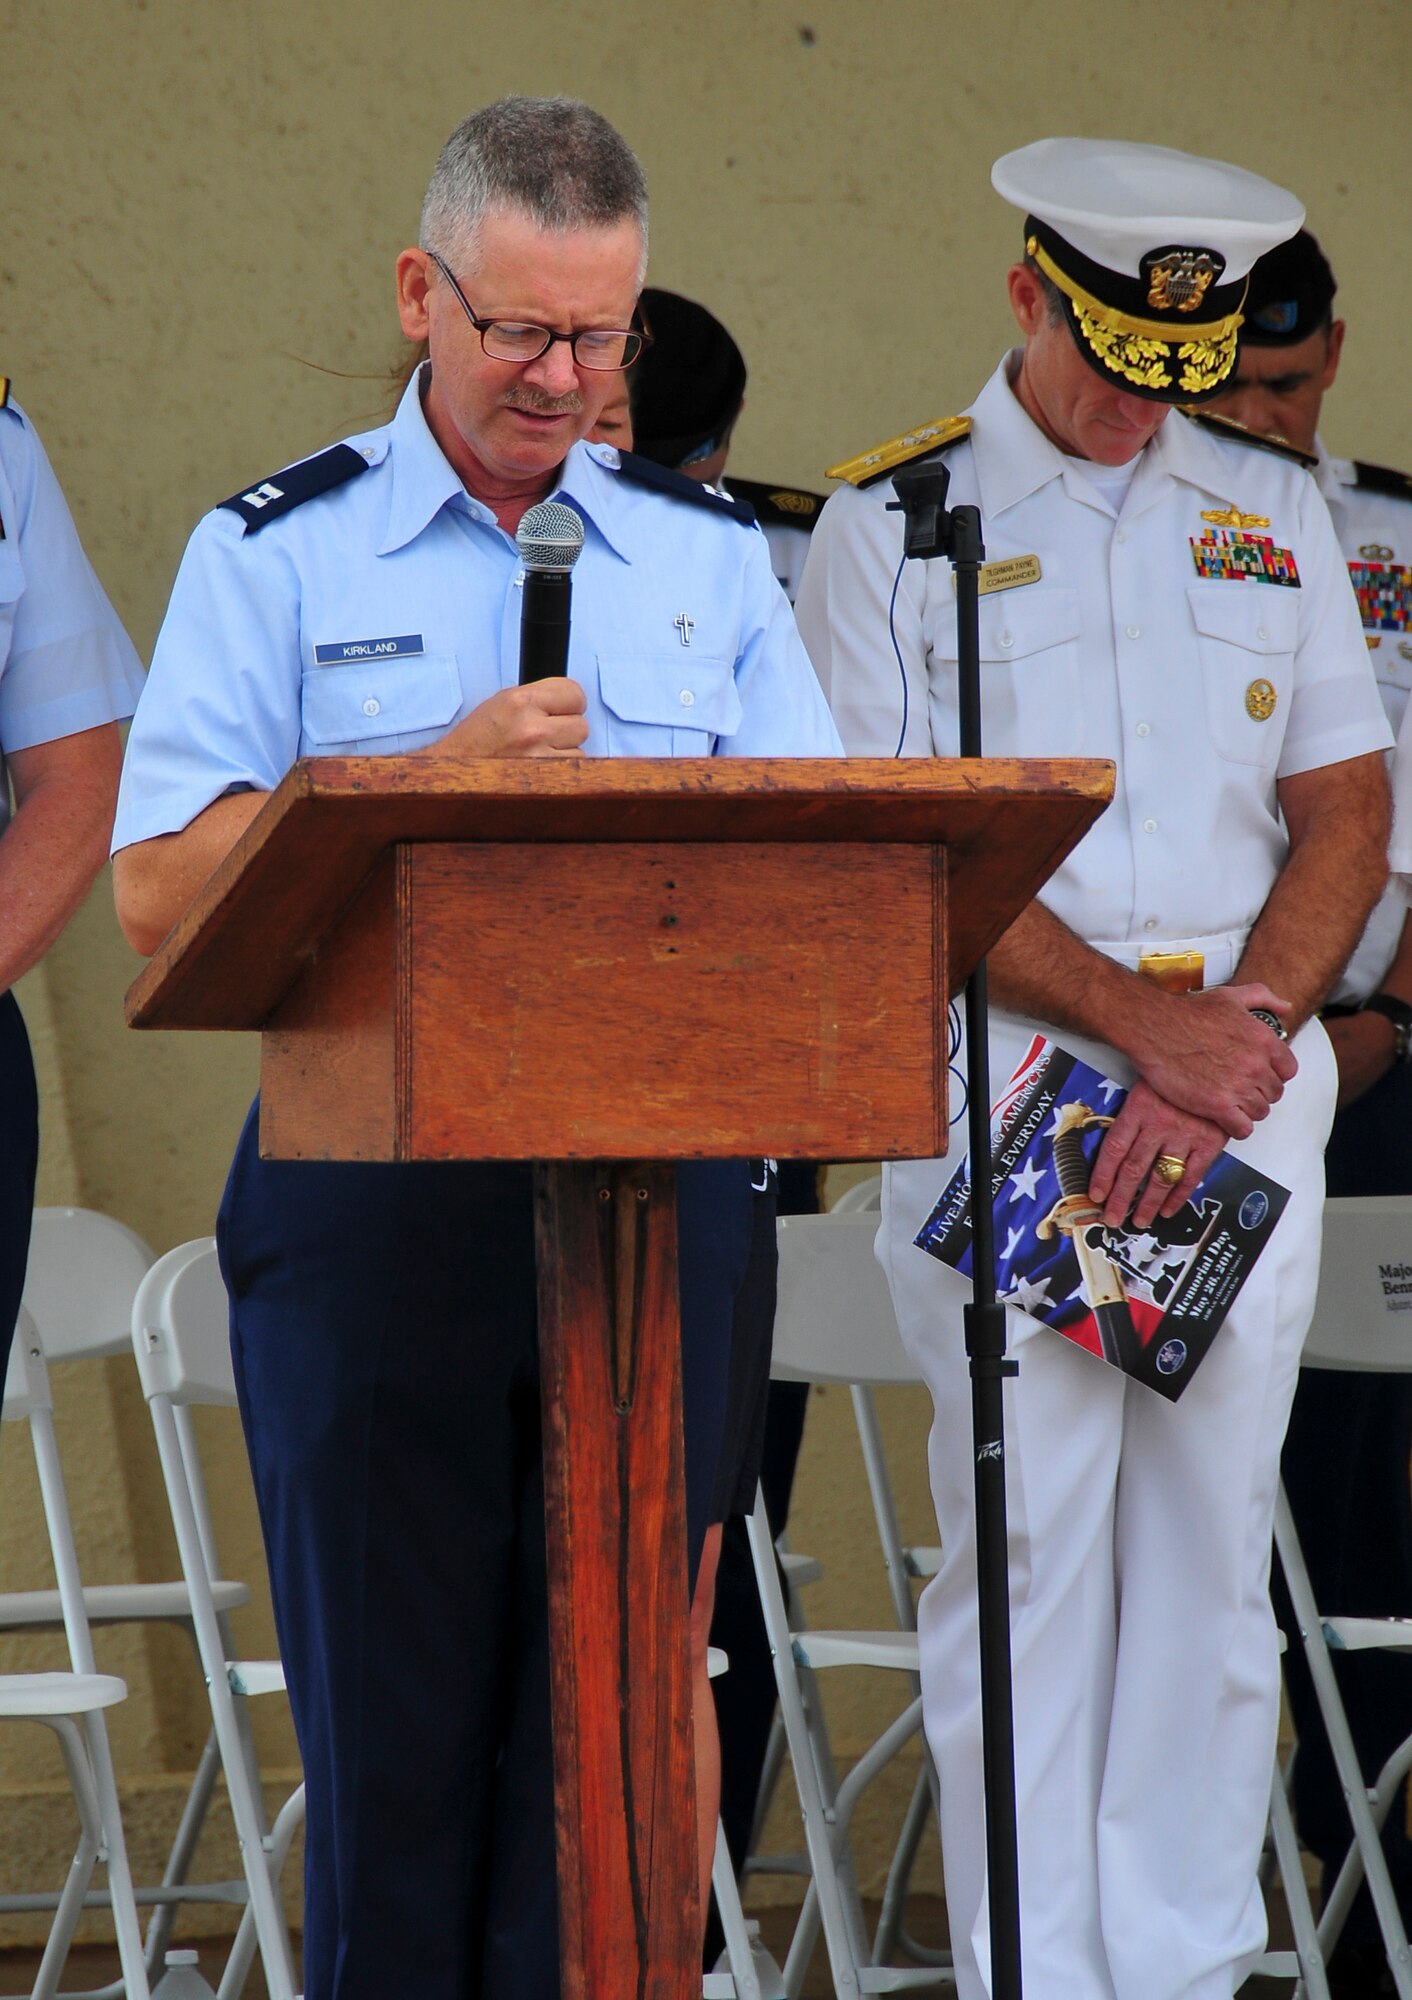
[1181,408,1318,470]
[826,414,972,489]
[0,378,10,410]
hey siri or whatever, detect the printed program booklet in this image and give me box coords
[914,1035,1290,1400]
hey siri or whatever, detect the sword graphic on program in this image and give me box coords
[1036,1102,1145,1373]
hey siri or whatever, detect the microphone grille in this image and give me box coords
[516,500,586,572]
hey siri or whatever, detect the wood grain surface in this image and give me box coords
[535,1161,699,1999]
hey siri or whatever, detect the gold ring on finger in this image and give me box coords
[1153,1153,1187,1187]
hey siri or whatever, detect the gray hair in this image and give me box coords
[420,96,648,280]
[1022,252,1066,327]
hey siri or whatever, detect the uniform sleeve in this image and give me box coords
[112,509,305,850]
[1276,472,1393,778]
[0,405,145,752]
[794,483,933,759]
[718,527,842,757]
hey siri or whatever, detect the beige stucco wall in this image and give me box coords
[0,0,1408,1941]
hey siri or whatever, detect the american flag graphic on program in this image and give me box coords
[914,1035,1290,1400]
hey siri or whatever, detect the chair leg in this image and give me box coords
[217,1785,306,2000]
[874,1757,950,1970]
[1277,1491,1412,1998]
[708,1819,768,2000]
[80,1710,151,2000]
[1266,1752,1331,2000]
[141,1722,224,1971]
[24,1718,104,2000]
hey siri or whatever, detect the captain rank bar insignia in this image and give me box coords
[1189,528,1300,587]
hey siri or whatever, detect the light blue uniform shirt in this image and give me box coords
[0,397,144,823]
[114,371,840,849]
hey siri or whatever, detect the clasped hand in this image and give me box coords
[1088,981,1297,1230]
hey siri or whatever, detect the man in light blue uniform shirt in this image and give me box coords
[113,95,837,2000]
[0,383,143,1389]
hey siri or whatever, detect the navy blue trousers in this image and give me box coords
[218,1104,764,2000]
[1275,1059,1412,1950]
[0,993,39,1396]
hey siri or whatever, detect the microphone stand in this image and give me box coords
[888,463,1023,2000]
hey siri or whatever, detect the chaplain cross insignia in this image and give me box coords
[674,612,694,646]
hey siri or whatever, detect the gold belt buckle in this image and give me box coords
[1138,950,1205,995]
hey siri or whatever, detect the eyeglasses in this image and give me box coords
[427,250,648,371]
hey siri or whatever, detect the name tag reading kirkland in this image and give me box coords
[954,554,1042,597]
[313,634,425,665]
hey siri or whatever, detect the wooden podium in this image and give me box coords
[127,754,1110,1998]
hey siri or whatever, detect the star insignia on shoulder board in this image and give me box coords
[825,414,972,488]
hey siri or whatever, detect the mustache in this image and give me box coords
[505,388,584,417]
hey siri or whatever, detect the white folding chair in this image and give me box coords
[1272,1194,1412,1999]
[706,1649,786,2000]
[130,1240,304,2000]
[0,1309,149,2000]
[748,1209,948,1994]
[824,1178,944,1970]
[0,1208,257,1970]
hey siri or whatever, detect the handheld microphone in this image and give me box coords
[516,500,586,683]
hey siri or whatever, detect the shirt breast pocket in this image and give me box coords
[1187,586,1298,768]
[597,652,742,755]
[299,655,463,755]
[928,588,1083,754]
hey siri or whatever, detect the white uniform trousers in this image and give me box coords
[879,999,1337,2000]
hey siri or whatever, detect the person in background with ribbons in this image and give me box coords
[798,139,1390,2000]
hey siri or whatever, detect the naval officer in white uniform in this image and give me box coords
[796,140,1391,2000]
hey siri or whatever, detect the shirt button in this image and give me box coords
[1256,626,1268,642]
[1116,529,1127,545]
[1143,817,1158,833]
[998,631,1014,649]
[362,697,381,718]
[1143,917,1158,932]
[1136,722,1151,738]
[1125,624,1141,640]
[679,689,695,707]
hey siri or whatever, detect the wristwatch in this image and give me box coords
[1361,991,1412,1065]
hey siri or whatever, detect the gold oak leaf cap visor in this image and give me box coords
[991,139,1305,405]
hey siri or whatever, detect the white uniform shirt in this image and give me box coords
[114,371,840,850]
[0,396,145,829]
[797,355,1389,956]
[1315,440,1412,996]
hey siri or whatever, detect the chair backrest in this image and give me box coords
[130,1240,236,1408]
[1303,1195,1412,1372]
[22,1207,156,1362]
[772,1212,920,1388]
